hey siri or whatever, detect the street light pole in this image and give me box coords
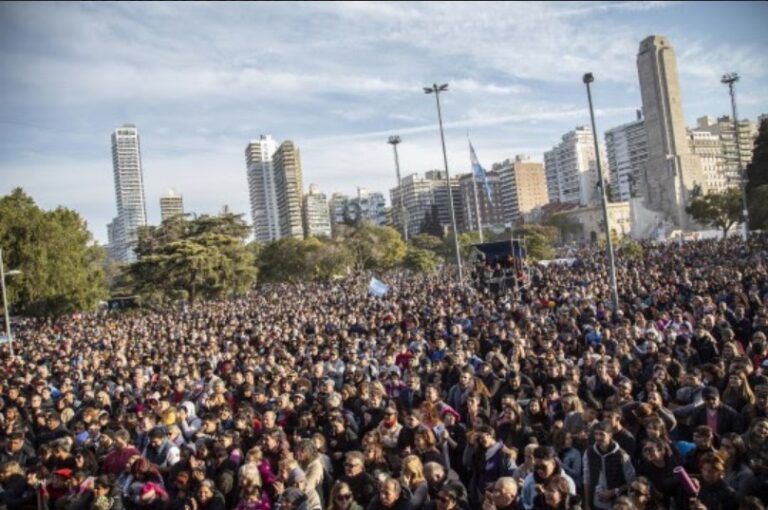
[583,73,619,311]
[424,83,463,284]
[388,135,409,242]
[721,72,749,241]
[0,248,15,358]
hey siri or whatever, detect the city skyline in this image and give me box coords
[1,2,767,243]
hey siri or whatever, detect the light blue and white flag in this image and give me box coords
[469,140,493,204]
[368,277,390,297]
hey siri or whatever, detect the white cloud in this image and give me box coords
[1,1,766,244]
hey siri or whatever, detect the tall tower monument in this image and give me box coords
[637,35,705,228]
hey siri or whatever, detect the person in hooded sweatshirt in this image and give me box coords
[582,421,635,510]
[521,447,576,510]
[178,402,203,442]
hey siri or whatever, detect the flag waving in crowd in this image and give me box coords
[469,140,493,204]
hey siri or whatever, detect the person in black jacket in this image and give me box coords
[366,477,410,510]
[0,460,37,510]
[341,451,377,507]
[0,431,37,467]
[688,387,744,439]
[675,453,737,510]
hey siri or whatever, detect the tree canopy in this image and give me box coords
[125,212,256,304]
[0,188,107,316]
[686,188,743,238]
[746,117,768,230]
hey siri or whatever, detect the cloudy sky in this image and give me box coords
[1,1,767,244]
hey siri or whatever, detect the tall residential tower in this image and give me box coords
[245,135,280,242]
[109,124,147,262]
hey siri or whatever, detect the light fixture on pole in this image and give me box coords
[0,248,21,358]
[424,83,463,284]
[388,135,409,242]
[582,73,619,311]
[721,72,749,241]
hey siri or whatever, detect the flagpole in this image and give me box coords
[468,138,484,243]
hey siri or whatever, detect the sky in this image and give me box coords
[1,1,767,244]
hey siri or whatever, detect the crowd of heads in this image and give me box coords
[1,235,768,510]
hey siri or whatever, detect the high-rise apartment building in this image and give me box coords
[245,135,280,242]
[544,127,604,206]
[496,156,549,226]
[159,189,184,222]
[390,171,462,239]
[273,141,304,239]
[604,113,649,202]
[637,35,705,228]
[695,116,757,187]
[109,124,147,262]
[303,185,332,238]
[458,170,504,232]
[328,193,349,235]
[688,130,727,194]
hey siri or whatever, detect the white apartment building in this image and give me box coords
[605,115,648,202]
[695,116,757,187]
[109,124,147,262]
[544,126,604,206]
[245,135,280,242]
[303,184,332,238]
[390,171,462,239]
[688,130,727,194]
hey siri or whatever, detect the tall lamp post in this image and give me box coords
[0,248,21,358]
[721,72,749,241]
[583,73,619,311]
[424,83,463,284]
[388,135,409,242]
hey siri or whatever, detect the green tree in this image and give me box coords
[749,185,768,231]
[0,188,107,316]
[127,212,256,303]
[304,238,354,281]
[409,234,444,253]
[258,237,309,283]
[746,118,768,230]
[686,188,742,238]
[403,247,443,273]
[513,225,556,261]
[618,238,644,260]
[257,236,353,282]
[336,222,406,271]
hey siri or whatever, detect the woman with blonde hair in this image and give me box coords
[326,481,362,510]
[235,464,270,510]
[400,455,429,510]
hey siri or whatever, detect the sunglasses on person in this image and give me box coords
[336,493,353,501]
[437,496,455,504]
[628,486,648,497]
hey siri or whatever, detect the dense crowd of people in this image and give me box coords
[1,236,768,510]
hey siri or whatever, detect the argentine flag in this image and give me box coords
[469,141,493,205]
[368,277,390,297]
